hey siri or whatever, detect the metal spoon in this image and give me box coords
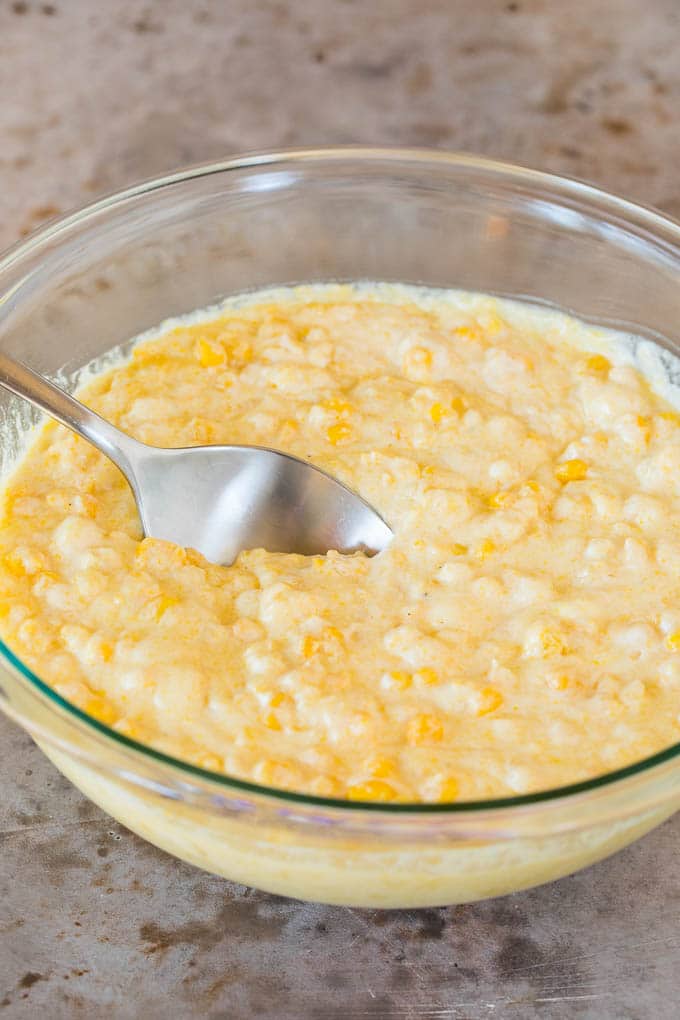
[0,354,393,565]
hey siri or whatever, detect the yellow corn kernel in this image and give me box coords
[659,411,680,427]
[407,713,444,745]
[636,416,652,443]
[666,631,680,651]
[231,340,253,365]
[84,695,117,726]
[327,422,352,445]
[477,538,496,560]
[302,634,320,658]
[449,542,468,556]
[484,312,504,336]
[263,712,282,731]
[437,777,460,802]
[196,337,225,367]
[410,346,432,366]
[584,354,611,376]
[553,675,571,690]
[415,667,440,686]
[280,418,299,434]
[429,402,446,424]
[477,686,504,716]
[450,395,466,415]
[100,642,114,663]
[555,459,588,483]
[454,325,482,343]
[269,690,289,708]
[3,553,26,577]
[486,489,514,510]
[365,756,397,779]
[385,670,412,690]
[322,396,352,414]
[153,595,178,621]
[540,629,569,657]
[347,779,398,802]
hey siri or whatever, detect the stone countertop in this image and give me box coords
[1,1,680,1017]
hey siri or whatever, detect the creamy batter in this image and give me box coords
[2,284,680,801]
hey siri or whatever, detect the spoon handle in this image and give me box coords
[0,352,141,478]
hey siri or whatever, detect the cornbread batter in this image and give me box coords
[2,284,680,801]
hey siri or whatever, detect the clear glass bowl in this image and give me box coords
[2,148,680,908]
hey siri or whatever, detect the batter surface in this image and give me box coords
[2,284,680,801]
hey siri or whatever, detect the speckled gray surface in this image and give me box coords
[2,1,680,1017]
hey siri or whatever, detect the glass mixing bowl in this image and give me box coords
[2,148,680,909]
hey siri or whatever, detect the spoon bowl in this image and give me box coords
[0,353,393,565]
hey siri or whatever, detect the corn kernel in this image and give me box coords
[347,779,398,802]
[153,594,178,620]
[659,411,680,427]
[636,415,652,443]
[666,631,680,651]
[415,667,440,686]
[555,459,588,483]
[384,670,412,690]
[263,712,282,731]
[407,713,444,745]
[270,690,288,708]
[477,686,504,715]
[3,553,26,577]
[584,354,611,376]
[437,777,460,801]
[484,312,504,336]
[486,489,514,510]
[365,756,397,779]
[322,396,352,414]
[429,402,446,424]
[302,634,320,658]
[84,695,117,726]
[196,337,225,367]
[327,422,352,445]
[450,395,466,415]
[449,542,468,556]
[408,346,432,367]
[477,538,496,560]
[454,325,482,343]
[100,642,114,663]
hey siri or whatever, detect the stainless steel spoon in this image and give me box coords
[0,354,393,565]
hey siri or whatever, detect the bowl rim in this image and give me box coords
[3,144,680,815]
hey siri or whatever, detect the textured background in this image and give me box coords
[2,1,680,1017]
